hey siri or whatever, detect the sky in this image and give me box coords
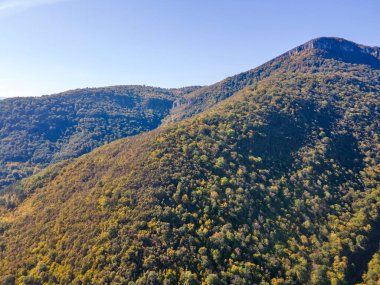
[0,0,379,98]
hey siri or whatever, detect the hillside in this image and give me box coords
[0,85,200,191]
[0,38,380,284]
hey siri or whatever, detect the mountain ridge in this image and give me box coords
[168,36,380,122]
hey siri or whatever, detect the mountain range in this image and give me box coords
[0,37,379,284]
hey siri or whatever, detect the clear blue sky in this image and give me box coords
[1,0,379,97]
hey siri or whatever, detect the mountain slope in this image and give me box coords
[0,85,200,191]
[0,38,380,284]
[169,37,380,122]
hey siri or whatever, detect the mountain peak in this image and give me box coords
[288,37,380,67]
[304,37,379,55]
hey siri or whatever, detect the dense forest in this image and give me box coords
[0,37,379,284]
[0,85,200,191]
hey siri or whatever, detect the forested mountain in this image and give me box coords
[169,37,380,122]
[0,86,200,190]
[0,37,380,284]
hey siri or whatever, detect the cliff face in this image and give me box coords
[288,37,380,67]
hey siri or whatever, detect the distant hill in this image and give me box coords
[0,38,379,284]
[0,85,200,190]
